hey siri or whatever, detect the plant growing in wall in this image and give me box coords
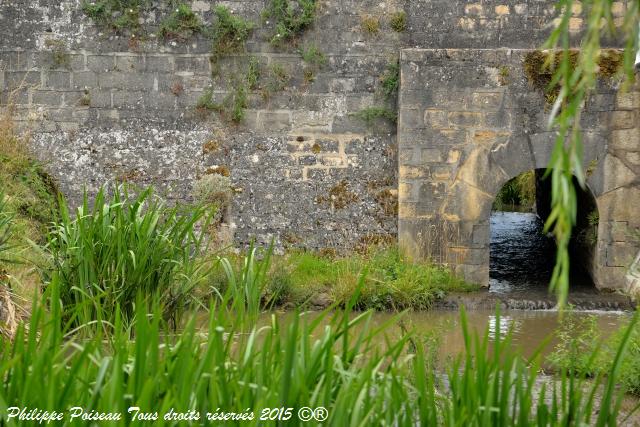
[81,0,150,35]
[159,3,204,41]
[210,5,254,62]
[263,0,317,46]
[380,58,400,101]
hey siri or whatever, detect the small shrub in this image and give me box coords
[380,59,400,100]
[389,11,406,32]
[361,15,380,34]
[299,43,326,66]
[547,313,603,376]
[263,0,317,46]
[262,62,290,98]
[159,3,203,41]
[193,173,232,213]
[246,56,261,90]
[81,0,149,35]
[210,5,254,61]
[352,106,397,125]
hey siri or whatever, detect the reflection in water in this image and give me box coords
[252,309,627,362]
[487,315,519,340]
[489,211,556,294]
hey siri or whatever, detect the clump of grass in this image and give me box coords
[389,11,406,32]
[361,15,380,34]
[263,0,317,46]
[299,43,326,66]
[46,186,211,330]
[210,5,254,62]
[352,106,397,125]
[159,3,203,41]
[81,0,149,35]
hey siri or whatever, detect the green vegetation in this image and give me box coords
[46,186,211,330]
[81,0,149,35]
[380,58,400,100]
[261,62,290,99]
[352,106,397,126]
[493,171,536,211]
[1,273,637,425]
[361,15,380,34]
[549,313,640,396]
[0,99,59,276]
[263,0,317,46]
[214,246,477,311]
[210,5,254,61]
[299,43,326,66]
[159,3,203,41]
[389,11,407,32]
[246,56,261,90]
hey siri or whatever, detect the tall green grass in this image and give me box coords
[0,192,14,264]
[46,186,211,329]
[0,261,637,426]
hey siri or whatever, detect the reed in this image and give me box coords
[45,186,212,330]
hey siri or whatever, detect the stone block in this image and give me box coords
[610,128,640,151]
[87,55,115,72]
[72,71,98,89]
[116,55,145,72]
[448,111,481,127]
[616,92,640,110]
[5,71,41,89]
[471,92,503,110]
[98,72,155,90]
[43,71,70,89]
[259,111,292,132]
[32,90,61,106]
[146,56,174,73]
[610,110,637,130]
[424,109,448,129]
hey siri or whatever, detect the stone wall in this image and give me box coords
[0,0,633,255]
[398,48,640,289]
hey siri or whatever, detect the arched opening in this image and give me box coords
[489,169,599,295]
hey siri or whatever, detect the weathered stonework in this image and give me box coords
[0,0,637,279]
[398,48,640,290]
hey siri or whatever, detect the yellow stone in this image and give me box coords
[495,5,510,15]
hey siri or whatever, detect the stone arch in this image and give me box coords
[397,48,640,291]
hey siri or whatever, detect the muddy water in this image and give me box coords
[374,309,628,361]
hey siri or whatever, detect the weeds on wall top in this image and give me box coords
[263,0,317,46]
[159,3,204,41]
[523,49,624,105]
